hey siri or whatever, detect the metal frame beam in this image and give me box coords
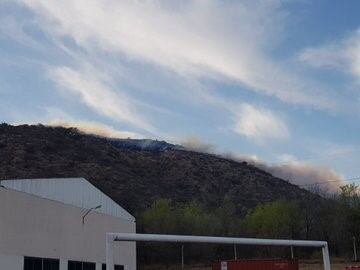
[106,233,331,270]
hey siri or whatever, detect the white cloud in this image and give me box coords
[277,153,297,163]
[298,44,347,69]
[232,104,289,141]
[48,65,153,132]
[19,0,334,109]
[299,28,360,84]
[348,31,360,81]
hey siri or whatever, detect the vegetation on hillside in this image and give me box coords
[0,123,316,214]
[138,184,360,264]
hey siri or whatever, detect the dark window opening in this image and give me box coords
[24,256,59,270]
[43,259,59,270]
[68,261,82,270]
[83,262,96,270]
[68,260,96,270]
[102,264,124,270]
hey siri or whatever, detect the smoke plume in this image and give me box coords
[46,123,345,192]
[224,152,344,192]
[48,120,143,139]
[181,136,215,154]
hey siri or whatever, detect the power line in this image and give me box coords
[298,176,360,187]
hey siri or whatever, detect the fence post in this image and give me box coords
[322,244,331,270]
[353,236,357,261]
[181,245,184,269]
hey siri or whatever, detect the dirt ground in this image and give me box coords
[299,262,356,270]
[142,260,359,270]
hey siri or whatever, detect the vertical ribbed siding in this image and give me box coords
[0,178,135,222]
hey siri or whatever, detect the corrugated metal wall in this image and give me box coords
[1,178,135,222]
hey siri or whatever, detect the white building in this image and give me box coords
[0,178,136,270]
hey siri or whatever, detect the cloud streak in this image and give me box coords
[299,28,360,84]
[20,0,335,109]
[48,65,153,132]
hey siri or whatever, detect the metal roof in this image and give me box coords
[0,178,135,222]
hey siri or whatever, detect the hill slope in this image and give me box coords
[0,124,316,214]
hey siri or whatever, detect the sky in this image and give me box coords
[1,0,360,190]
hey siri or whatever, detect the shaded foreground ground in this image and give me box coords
[299,261,352,270]
[142,260,358,270]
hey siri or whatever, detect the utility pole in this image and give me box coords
[234,244,237,260]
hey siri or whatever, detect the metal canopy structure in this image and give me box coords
[106,233,331,270]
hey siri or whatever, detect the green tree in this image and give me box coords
[139,199,182,264]
[140,198,179,234]
[177,201,221,261]
[214,197,241,236]
[179,201,220,235]
[338,184,360,259]
[243,199,300,239]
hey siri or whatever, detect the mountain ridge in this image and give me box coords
[0,123,317,215]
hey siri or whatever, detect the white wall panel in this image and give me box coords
[0,188,136,269]
[0,253,23,270]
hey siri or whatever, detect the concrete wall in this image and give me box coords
[0,188,136,270]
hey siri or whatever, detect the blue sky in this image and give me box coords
[1,0,360,190]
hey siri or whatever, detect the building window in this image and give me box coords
[83,262,96,270]
[24,257,59,270]
[68,260,96,270]
[102,264,124,270]
[43,259,60,270]
[68,261,82,270]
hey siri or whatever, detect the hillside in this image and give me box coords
[0,124,316,215]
